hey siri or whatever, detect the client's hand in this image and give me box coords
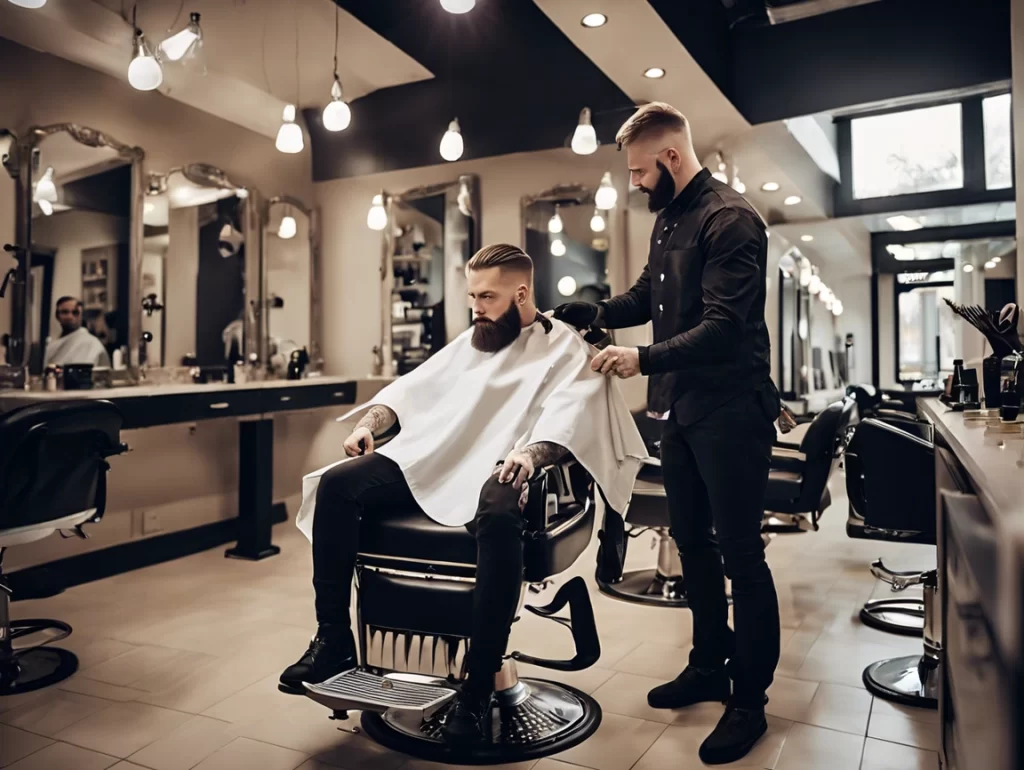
[553,301,600,330]
[591,345,640,379]
[344,426,374,457]
[498,449,535,490]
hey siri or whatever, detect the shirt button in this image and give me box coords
[659,304,664,312]
[660,273,665,281]
[663,226,669,232]
[657,239,662,245]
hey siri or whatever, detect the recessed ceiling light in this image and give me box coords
[784,195,801,206]
[581,13,607,27]
[643,67,665,79]
[984,260,997,270]
[800,234,814,242]
[992,256,1002,263]
[963,264,974,273]
[886,215,923,231]
[760,182,780,192]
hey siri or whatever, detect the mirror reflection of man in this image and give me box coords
[44,296,112,368]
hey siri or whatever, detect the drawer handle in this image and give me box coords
[280,396,292,402]
[332,391,346,398]
[209,402,230,410]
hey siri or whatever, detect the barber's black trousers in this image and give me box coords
[660,389,781,707]
[311,453,524,690]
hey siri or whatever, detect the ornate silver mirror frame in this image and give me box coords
[1,124,143,388]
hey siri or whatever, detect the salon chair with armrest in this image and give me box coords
[846,384,919,421]
[302,454,611,765]
[762,398,853,535]
[845,418,938,708]
[0,400,126,695]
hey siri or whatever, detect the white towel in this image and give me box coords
[296,318,648,539]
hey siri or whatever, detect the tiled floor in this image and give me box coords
[2,474,941,770]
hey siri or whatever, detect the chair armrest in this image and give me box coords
[771,446,806,474]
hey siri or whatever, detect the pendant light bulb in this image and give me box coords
[128,30,163,91]
[778,252,795,276]
[158,12,204,73]
[440,0,475,12]
[590,210,606,233]
[440,118,464,162]
[34,166,57,204]
[731,175,746,194]
[595,171,617,210]
[278,214,297,239]
[367,193,388,231]
[571,107,598,155]
[808,275,821,295]
[276,104,304,154]
[548,211,563,234]
[712,151,728,184]
[550,238,567,257]
[8,0,48,7]
[322,77,352,132]
[832,301,843,316]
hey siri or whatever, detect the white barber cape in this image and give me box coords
[296,318,648,540]
[44,327,111,368]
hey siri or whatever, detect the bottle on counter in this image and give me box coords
[44,364,57,392]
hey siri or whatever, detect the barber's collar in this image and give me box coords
[662,168,711,220]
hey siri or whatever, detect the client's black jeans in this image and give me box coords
[312,453,525,690]
[661,386,781,708]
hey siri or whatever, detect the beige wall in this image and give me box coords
[1015,0,1024,301]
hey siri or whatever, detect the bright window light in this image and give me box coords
[982,93,1012,190]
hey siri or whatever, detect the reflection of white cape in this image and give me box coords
[44,327,111,368]
[296,319,648,539]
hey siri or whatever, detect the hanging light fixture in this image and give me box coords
[731,173,746,194]
[548,209,563,234]
[128,30,163,91]
[276,105,304,153]
[571,107,598,155]
[590,209,606,233]
[832,300,844,317]
[712,152,728,184]
[550,238,567,257]
[367,193,387,231]
[595,172,617,210]
[557,276,578,297]
[278,210,297,239]
[34,166,57,206]
[440,119,464,161]
[808,267,821,295]
[322,3,352,132]
[778,252,796,276]
[158,12,205,74]
[8,0,48,7]
[440,0,475,13]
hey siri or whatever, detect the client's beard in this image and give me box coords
[471,300,522,353]
[638,160,677,213]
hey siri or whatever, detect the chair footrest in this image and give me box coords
[304,669,456,718]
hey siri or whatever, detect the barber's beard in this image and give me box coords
[471,300,522,353]
[638,161,677,213]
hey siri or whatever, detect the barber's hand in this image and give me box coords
[344,427,374,457]
[498,449,535,490]
[591,345,640,379]
[553,301,600,331]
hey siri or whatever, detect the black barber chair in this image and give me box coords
[846,384,918,421]
[762,398,854,535]
[845,418,939,709]
[0,400,126,695]
[302,458,608,764]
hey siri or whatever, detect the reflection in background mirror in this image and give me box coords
[266,197,312,378]
[380,175,479,376]
[29,132,133,375]
[521,185,611,313]
[144,169,247,371]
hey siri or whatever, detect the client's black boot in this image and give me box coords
[440,684,493,744]
[647,665,731,709]
[698,698,769,765]
[279,624,357,695]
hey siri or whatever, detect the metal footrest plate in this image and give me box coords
[304,669,455,718]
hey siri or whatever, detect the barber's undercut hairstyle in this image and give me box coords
[55,296,83,312]
[615,102,691,150]
[467,244,533,277]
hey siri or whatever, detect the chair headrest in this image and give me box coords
[0,399,123,467]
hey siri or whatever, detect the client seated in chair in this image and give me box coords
[279,244,647,745]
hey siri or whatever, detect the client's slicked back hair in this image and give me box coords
[467,244,533,276]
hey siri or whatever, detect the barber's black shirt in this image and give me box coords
[599,168,772,426]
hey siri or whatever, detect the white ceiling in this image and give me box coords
[0,0,432,140]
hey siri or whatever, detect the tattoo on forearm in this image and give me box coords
[356,405,397,436]
[524,442,568,468]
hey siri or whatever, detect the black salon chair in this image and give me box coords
[302,457,609,765]
[846,384,918,421]
[0,400,126,696]
[845,418,938,709]
[762,398,853,535]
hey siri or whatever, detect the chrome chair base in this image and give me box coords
[597,568,689,607]
[862,654,938,709]
[860,598,925,636]
[360,678,601,765]
[0,615,78,696]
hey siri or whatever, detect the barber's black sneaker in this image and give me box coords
[278,625,356,695]
[647,666,731,709]
[440,686,493,744]
[698,701,769,765]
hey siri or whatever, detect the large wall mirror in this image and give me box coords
[10,124,143,378]
[265,196,320,378]
[143,164,261,374]
[521,184,612,313]
[378,175,480,377]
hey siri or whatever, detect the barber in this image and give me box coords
[554,102,780,766]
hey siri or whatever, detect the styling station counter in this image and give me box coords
[0,376,386,562]
[917,399,1024,770]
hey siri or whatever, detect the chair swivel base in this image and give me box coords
[862,655,938,710]
[596,569,734,609]
[0,619,78,696]
[359,678,602,765]
[859,598,925,636]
